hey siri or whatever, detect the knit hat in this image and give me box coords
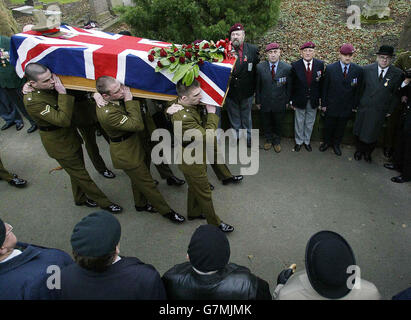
[71,211,121,257]
[187,225,230,272]
[0,218,5,247]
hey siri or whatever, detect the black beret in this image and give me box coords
[188,224,230,272]
[71,211,121,257]
[0,218,5,246]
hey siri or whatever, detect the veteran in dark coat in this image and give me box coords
[320,44,363,156]
[353,45,403,163]
[23,63,122,213]
[256,42,292,152]
[95,76,185,223]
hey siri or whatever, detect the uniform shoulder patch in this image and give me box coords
[120,115,128,124]
[40,105,51,116]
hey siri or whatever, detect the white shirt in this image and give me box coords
[378,66,389,79]
[303,59,313,71]
[0,249,22,264]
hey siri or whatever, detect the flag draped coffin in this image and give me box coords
[10,25,235,106]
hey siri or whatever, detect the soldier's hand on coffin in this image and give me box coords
[166,104,184,115]
[52,74,66,94]
[123,85,132,101]
[22,82,34,94]
[205,104,216,114]
[93,92,108,107]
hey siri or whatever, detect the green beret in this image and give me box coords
[71,211,121,257]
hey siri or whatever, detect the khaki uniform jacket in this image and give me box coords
[95,100,144,170]
[24,90,81,159]
[171,104,219,175]
[273,270,381,300]
[394,51,411,71]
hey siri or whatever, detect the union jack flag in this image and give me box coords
[10,25,235,106]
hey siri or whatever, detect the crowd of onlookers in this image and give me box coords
[1,214,410,300]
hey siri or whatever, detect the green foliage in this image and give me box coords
[116,0,281,43]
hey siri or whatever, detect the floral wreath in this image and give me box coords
[148,39,234,86]
[0,48,10,67]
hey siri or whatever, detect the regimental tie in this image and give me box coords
[343,65,348,79]
[379,69,384,81]
[271,64,276,80]
[305,62,313,87]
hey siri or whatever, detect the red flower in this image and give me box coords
[213,58,218,62]
[148,54,154,62]
[186,44,192,49]
[203,43,209,49]
[169,56,176,63]
[160,48,167,57]
[225,38,229,42]
[179,56,185,64]
[157,61,163,68]
[173,47,179,52]
[185,51,192,59]
[182,44,186,49]
[150,50,156,55]
[194,45,199,50]
[198,59,204,65]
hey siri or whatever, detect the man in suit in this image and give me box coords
[225,23,260,148]
[383,69,411,183]
[95,76,185,224]
[256,42,292,153]
[290,42,325,152]
[23,63,122,214]
[383,50,411,159]
[353,45,403,163]
[320,44,363,156]
[167,79,234,233]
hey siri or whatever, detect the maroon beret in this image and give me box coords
[300,41,316,50]
[229,23,244,35]
[340,43,355,55]
[265,42,281,52]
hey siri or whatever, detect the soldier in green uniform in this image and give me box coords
[0,154,27,187]
[383,51,411,158]
[70,90,116,179]
[23,63,122,213]
[167,79,234,233]
[139,99,185,187]
[94,76,185,223]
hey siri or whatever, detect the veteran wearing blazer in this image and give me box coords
[320,44,363,156]
[256,43,292,152]
[353,45,403,163]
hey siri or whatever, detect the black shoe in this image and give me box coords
[27,124,38,133]
[76,198,98,207]
[391,175,410,183]
[100,169,116,179]
[222,175,243,185]
[8,176,27,188]
[102,203,123,214]
[219,222,234,233]
[364,153,372,163]
[166,176,185,186]
[294,144,302,152]
[319,143,330,152]
[333,145,342,156]
[209,183,215,190]
[384,163,397,170]
[154,180,159,185]
[163,211,185,223]
[187,214,206,221]
[135,203,158,213]
[354,151,362,161]
[1,122,14,131]
[304,143,312,152]
[15,122,24,131]
[383,147,393,159]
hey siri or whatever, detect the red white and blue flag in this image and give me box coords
[10,25,235,106]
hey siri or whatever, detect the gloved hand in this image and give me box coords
[277,264,296,285]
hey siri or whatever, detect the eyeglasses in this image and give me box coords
[378,56,391,61]
[5,224,13,237]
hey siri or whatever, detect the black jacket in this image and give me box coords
[227,42,260,102]
[162,262,271,300]
[322,61,363,118]
[290,58,325,109]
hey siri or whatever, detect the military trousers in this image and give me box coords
[78,125,109,174]
[0,155,13,181]
[56,148,112,207]
[123,164,171,215]
[180,164,221,226]
[141,134,174,180]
